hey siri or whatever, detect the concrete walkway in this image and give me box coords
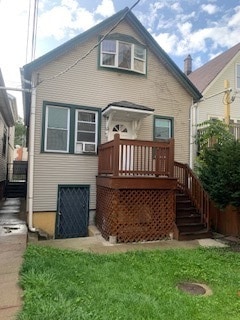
[0,198,27,320]
[31,231,228,254]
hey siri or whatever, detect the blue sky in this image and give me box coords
[0,0,240,116]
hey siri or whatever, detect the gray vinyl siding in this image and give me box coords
[31,20,193,212]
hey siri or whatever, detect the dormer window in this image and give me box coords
[100,38,146,74]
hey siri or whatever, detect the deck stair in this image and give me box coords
[175,191,212,241]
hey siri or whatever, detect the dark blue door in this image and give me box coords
[55,185,89,239]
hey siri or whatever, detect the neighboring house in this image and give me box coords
[21,8,207,241]
[14,146,28,161]
[0,71,18,199]
[187,42,240,167]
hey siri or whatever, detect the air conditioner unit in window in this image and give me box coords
[82,143,96,153]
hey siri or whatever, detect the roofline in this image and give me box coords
[123,12,202,101]
[22,7,129,79]
[21,7,202,124]
[0,69,15,126]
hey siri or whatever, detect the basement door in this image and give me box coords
[55,185,89,239]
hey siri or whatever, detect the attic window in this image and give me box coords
[100,39,146,74]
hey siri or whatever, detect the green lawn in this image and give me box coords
[18,245,240,320]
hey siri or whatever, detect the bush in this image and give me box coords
[197,140,240,209]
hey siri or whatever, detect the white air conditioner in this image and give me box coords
[82,143,96,153]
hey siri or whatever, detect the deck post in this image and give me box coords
[113,134,120,176]
[169,139,174,177]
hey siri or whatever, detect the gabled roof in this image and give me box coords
[22,7,202,124]
[188,43,240,93]
[104,100,155,112]
[102,100,154,122]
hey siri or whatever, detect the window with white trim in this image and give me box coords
[100,39,146,74]
[43,104,99,154]
[236,64,240,89]
[75,110,98,153]
[45,106,70,152]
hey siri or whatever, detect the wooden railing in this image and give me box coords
[174,161,210,230]
[98,134,174,177]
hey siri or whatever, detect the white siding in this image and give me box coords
[198,52,240,125]
[31,20,194,211]
[0,113,7,182]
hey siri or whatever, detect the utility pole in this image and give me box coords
[224,80,231,126]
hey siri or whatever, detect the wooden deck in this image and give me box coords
[96,135,211,242]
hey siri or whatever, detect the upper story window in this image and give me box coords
[236,64,240,89]
[43,103,99,154]
[100,39,146,74]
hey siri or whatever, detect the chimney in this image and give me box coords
[184,54,192,75]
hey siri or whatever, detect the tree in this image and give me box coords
[195,120,240,209]
[14,117,27,147]
[195,119,234,158]
[197,140,240,209]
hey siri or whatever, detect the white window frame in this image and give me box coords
[44,105,70,153]
[236,63,240,90]
[75,109,98,154]
[100,39,146,74]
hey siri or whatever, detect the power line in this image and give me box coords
[31,0,39,61]
[37,0,141,86]
[25,0,32,63]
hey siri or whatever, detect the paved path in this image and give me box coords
[0,198,27,320]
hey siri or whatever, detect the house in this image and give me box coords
[0,70,18,199]
[21,7,209,242]
[186,43,240,167]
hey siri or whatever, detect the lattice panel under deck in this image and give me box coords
[96,186,175,243]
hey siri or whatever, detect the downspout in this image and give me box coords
[189,100,198,169]
[27,80,37,232]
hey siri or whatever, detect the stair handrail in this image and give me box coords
[174,161,210,230]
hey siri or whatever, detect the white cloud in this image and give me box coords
[177,22,192,36]
[228,5,240,27]
[171,2,183,12]
[95,0,115,17]
[201,4,218,15]
[38,5,96,40]
[0,0,30,117]
[153,33,178,53]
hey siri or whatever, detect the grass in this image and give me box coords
[18,245,240,320]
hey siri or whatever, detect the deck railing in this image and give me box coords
[98,134,174,177]
[174,161,210,229]
[7,161,28,182]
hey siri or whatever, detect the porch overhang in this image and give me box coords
[102,100,154,122]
